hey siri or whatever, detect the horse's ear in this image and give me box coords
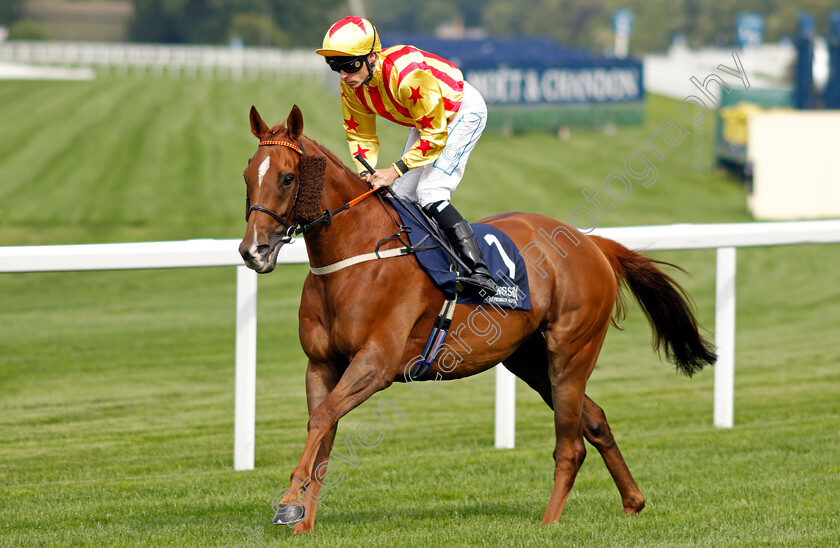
[249,105,270,140]
[286,104,304,141]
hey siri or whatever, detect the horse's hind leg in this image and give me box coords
[582,397,645,514]
[504,334,645,515]
[538,329,601,524]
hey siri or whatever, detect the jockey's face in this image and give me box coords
[340,53,376,89]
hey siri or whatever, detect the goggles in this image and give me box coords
[325,55,366,74]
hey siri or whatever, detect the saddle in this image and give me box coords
[387,197,531,310]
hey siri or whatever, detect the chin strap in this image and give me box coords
[362,56,375,86]
[362,27,378,86]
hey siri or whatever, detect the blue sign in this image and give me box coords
[736,13,764,48]
[826,11,840,108]
[798,11,815,35]
[464,65,643,105]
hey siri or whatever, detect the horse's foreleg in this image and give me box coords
[280,349,394,529]
[288,423,338,534]
[582,396,645,514]
[274,361,340,532]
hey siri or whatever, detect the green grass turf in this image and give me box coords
[1,73,839,547]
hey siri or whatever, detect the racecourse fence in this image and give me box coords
[0,41,328,78]
[2,219,840,471]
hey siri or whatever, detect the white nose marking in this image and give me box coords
[257,156,270,188]
[249,226,260,259]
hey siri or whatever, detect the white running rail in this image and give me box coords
[0,41,328,78]
[2,219,839,469]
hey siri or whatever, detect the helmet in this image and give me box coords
[316,16,381,57]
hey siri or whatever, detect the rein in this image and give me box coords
[296,187,379,234]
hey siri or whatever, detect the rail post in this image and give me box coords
[714,246,736,428]
[234,265,258,470]
[494,364,516,448]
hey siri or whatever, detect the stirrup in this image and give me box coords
[456,273,498,298]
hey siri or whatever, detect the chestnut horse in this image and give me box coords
[239,105,716,534]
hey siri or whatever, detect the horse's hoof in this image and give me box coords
[623,497,645,514]
[273,503,306,525]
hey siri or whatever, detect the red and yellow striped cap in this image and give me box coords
[316,16,381,57]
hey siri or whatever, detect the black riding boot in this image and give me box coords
[425,201,498,298]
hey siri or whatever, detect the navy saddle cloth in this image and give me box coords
[388,198,531,310]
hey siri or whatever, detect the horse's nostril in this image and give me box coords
[255,244,271,257]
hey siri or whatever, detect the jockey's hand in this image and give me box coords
[367,166,399,190]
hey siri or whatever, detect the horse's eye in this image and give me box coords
[282,174,295,186]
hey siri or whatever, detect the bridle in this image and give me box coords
[247,138,379,244]
[247,139,304,243]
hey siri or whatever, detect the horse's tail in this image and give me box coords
[590,235,717,377]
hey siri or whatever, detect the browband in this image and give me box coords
[259,140,303,155]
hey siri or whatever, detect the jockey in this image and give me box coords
[316,16,497,298]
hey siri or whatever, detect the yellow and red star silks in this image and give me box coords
[338,45,464,175]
